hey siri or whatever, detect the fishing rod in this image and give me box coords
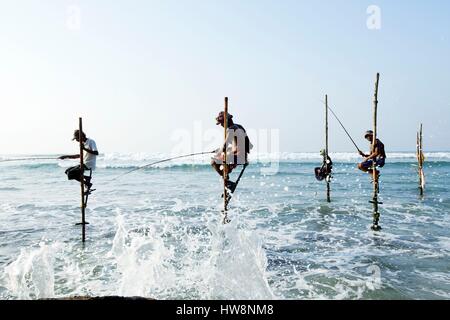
[109,150,216,182]
[320,100,363,154]
[0,157,59,163]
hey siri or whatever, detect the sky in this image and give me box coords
[1,0,449,154]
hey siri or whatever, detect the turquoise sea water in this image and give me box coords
[0,152,449,300]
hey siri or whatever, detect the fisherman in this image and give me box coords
[211,111,253,193]
[358,130,386,178]
[59,129,98,191]
[315,149,333,182]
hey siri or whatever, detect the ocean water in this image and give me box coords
[0,152,449,300]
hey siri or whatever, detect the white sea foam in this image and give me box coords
[0,211,274,300]
[2,242,59,299]
[2,152,449,169]
[254,152,450,162]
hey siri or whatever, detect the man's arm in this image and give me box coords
[83,147,99,156]
[84,140,99,155]
[365,147,380,161]
[221,129,231,152]
[59,154,80,160]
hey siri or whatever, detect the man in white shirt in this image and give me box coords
[59,129,99,190]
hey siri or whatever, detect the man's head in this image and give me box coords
[72,130,86,142]
[215,111,233,127]
[364,130,374,141]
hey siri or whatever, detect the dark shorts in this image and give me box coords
[211,154,248,166]
[360,158,385,170]
[65,165,90,180]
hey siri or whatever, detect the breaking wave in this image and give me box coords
[1,152,449,170]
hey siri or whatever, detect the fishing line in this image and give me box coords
[2,152,217,182]
[109,150,216,182]
[0,157,59,163]
[320,100,362,153]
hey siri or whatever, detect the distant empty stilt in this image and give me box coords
[417,124,425,196]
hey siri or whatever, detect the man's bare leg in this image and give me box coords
[358,163,369,173]
[368,169,380,179]
[211,161,224,177]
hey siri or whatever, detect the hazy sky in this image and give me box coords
[1,0,449,154]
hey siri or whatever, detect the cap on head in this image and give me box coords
[215,111,233,125]
[72,129,85,140]
[320,149,326,156]
[364,130,374,139]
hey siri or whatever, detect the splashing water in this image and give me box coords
[3,242,58,299]
[0,210,274,300]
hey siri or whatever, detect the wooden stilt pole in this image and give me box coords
[371,73,382,231]
[223,97,229,224]
[79,117,86,242]
[417,130,421,194]
[418,124,425,196]
[325,95,331,202]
